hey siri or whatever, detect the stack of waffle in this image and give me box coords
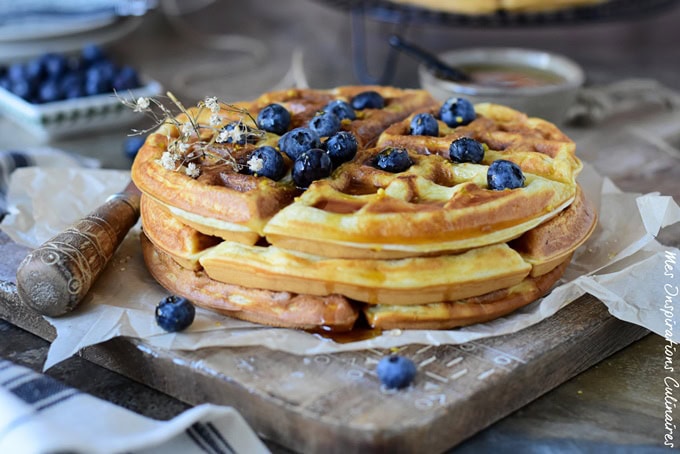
[132,86,596,332]
[385,0,605,15]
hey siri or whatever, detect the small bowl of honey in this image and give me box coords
[418,47,585,124]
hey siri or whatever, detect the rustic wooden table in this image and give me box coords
[1,1,679,452]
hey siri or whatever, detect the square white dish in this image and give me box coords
[0,78,162,141]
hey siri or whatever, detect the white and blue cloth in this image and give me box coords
[0,359,269,454]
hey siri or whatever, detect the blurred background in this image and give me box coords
[1,3,679,451]
[0,0,678,169]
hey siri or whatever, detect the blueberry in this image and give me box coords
[87,60,117,83]
[376,355,417,389]
[9,79,35,100]
[25,58,46,82]
[81,44,107,66]
[123,136,146,160]
[84,76,111,96]
[278,127,321,161]
[324,99,356,121]
[37,79,64,103]
[487,159,525,190]
[256,103,291,135]
[351,90,385,110]
[112,65,140,91]
[292,148,332,189]
[245,146,286,181]
[325,131,358,167]
[309,111,341,137]
[60,73,85,99]
[43,53,68,79]
[449,137,485,164]
[7,63,27,82]
[374,147,413,173]
[439,97,475,127]
[155,295,195,332]
[410,112,439,136]
[219,122,257,145]
[67,55,85,73]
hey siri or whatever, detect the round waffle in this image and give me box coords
[385,0,604,15]
[131,86,437,241]
[132,87,597,331]
[377,103,582,184]
[141,185,594,307]
[141,233,359,331]
[263,148,576,259]
[363,256,571,330]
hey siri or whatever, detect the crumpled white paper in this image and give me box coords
[1,160,678,369]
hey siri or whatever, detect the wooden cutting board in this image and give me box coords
[0,233,648,453]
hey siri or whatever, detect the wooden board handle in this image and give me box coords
[16,190,141,317]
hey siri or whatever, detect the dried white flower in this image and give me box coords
[134,97,150,112]
[204,96,220,113]
[159,151,179,170]
[247,155,265,173]
[178,142,190,153]
[209,114,222,127]
[181,122,193,137]
[185,162,200,178]
[216,123,245,144]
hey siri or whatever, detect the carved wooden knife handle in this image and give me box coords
[16,187,141,317]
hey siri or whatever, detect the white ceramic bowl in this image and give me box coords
[0,78,163,142]
[418,48,585,124]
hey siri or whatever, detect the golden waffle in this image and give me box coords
[132,87,597,331]
[141,233,359,331]
[377,103,582,184]
[140,195,221,270]
[141,184,594,306]
[131,86,437,242]
[198,242,531,305]
[511,185,596,276]
[363,257,571,330]
[385,0,604,15]
[263,148,576,259]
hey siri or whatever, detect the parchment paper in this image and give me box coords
[2,160,679,370]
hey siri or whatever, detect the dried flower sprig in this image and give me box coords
[117,90,266,178]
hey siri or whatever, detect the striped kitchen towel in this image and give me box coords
[0,147,99,220]
[0,359,269,454]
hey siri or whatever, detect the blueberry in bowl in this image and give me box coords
[0,44,162,140]
[112,65,141,92]
[0,45,147,104]
[155,295,196,332]
[487,159,525,190]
